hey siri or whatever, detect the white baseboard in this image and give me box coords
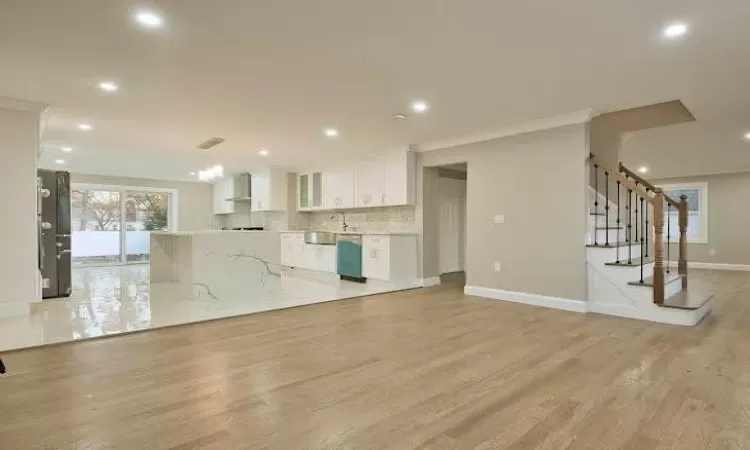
[465,285,711,327]
[422,277,442,287]
[667,261,750,271]
[588,301,711,326]
[464,285,587,313]
[0,302,30,318]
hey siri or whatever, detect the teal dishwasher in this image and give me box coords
[336,234,366,282]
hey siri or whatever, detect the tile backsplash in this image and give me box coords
[215,205,416,233]
[306,206,417,233]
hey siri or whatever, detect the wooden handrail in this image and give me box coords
[588,154,653,203]
[618,162,680,208]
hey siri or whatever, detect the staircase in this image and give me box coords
[586,155,713,326]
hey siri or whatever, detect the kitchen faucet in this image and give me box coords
[330,213,348,232]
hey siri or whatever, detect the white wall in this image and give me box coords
[0,100,45,316]
[70,173,214,231]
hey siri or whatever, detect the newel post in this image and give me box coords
[679,194,689,289]
[652,190,665,304]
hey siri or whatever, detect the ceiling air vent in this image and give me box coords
[197,137,225,150]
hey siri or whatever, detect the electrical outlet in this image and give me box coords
[709,248,717,256]
[494,215,505,224]
[494,262,502,272]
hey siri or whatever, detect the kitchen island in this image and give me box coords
[150,230,282,301]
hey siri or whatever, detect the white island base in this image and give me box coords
[149,231,421,326]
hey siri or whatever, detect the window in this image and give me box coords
[71,184,178,266]
[658,182,708,244]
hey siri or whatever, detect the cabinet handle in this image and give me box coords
[371,249,376,258]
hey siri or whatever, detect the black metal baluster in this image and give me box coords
[667,203,671,274]
[645,189,650,258]
[640,197,645,283]
[627,189,632,264]
[634,192,639,265]
[605,171,610,246]
[594,165,599,245]
[616,181,621,263]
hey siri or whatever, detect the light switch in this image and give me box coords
[494,262,502,272]
[709,248,717,256]
[494,215,505,224]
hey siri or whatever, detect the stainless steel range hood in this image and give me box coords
[227,173,252,201]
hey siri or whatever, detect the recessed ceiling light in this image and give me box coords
[189,172,196,176]
[663,22,688,39]
[411,101,428,113]
[135,11,163,28]
[78,123,92,131]
[55,159,65,165]
[324,128,338,138]
[99,81,119,92]
[258,148,270,156]
[744,132,750,140]
[638,166,649,174]
[61,147,73,153]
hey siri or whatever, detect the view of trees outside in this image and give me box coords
[71,190,121,231]
[71,190,169,231]
[71,188,170,265]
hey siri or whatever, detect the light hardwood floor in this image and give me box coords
[1,269,749,449]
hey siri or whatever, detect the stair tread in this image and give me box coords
[605,256,654,267]
[660,289,714,310]
[628,273,684,287]
[587,241,637,248]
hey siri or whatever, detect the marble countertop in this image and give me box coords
[278,230,418,236]
[152,230,419,236]
[152,230,279,236]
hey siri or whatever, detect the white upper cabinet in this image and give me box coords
[296,151,415,211]
[355,161,385,208]
[251,169,288,212]
[383,151,416,206]
[212,177,235,215]
[298,171,325,211]
[325,167,355,209]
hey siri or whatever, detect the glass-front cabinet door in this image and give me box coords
[299,174,310,209]
[312,172,323,208]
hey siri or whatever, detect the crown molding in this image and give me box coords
[418,109,595,152]
[0,96,48,113]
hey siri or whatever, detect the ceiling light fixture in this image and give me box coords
[99,81,119,92]
[324,128,338,138]
[198,165,224,181]
[744,132,750,140]
[61,147,73,153]
[411,100,428,113]
[258,148,270,156]
[638,166,649,174]
[55,159,65,165]
[393,113,407,120]
[135,11,163,28]
[663,22,688,39]
[78,123,92,131]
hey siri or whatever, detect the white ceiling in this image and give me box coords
[1,0,749,181]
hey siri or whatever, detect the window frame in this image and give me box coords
[657,182,708,244]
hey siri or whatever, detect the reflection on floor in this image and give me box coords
[0,265,420,352]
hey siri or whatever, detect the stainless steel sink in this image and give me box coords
[304,231,337,245]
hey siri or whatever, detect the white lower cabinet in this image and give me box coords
[280,233,335,272]
[362,234,418,281]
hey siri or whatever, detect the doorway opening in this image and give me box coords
[70,184,178,266]
[436,163,467,287]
